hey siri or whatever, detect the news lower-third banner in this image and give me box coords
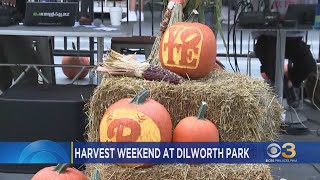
[0,141,319,164]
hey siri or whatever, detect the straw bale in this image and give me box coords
[85,164,273,180]
[86,70,282,142]
[84,70,282,180]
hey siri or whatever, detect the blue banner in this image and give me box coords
[1,141,320,164]
[0,140,71,164]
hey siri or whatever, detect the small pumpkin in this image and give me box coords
[62,56,90,79]
[62,42,90,80]
[31,164,87,180]
[159,22,216,79]
[173,102,219,142]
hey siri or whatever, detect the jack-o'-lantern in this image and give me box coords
[173,102,219,142]
[99,89,172,168]
[159,22,216,79]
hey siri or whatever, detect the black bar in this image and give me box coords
[216,53,249,58]
[126,0,129,23]
[240,31,243,54]
[76,37,80,52]
[89,37,95,66]
[64,37,67,50]
[305,31,308,43]
[138,0,142,36]
[227,1,231,55]
[89,0,94,22]
[52,37,55,49]
[101,0,104,23]
[53,49,108,57]
[151,0,154,36]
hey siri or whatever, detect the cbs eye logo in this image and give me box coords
[18,140,69,164]
[267,143,296,159]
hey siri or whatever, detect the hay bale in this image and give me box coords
[85,164,273,180]
[86,71,282,142]
[84,70,282,180]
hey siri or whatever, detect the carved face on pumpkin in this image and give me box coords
[160,22,216,79]
[99,90,172,143]
[100,108,162,142]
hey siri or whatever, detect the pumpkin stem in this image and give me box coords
[93,169,101,180]
[197,101,207,120]
[130,89,150,104]
[53,163,69,173]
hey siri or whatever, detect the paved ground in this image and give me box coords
[1,9,320,180]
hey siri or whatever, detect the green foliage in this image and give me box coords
[163,0,227,50]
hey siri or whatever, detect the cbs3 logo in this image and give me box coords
[267,143,296,159]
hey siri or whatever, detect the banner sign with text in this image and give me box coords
[0,141,319,164]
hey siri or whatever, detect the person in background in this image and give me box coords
[251,0,317,108]
[121,0,144,22]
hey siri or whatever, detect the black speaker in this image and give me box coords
[0,84,96,173]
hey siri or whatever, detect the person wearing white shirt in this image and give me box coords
[251,0,317,108]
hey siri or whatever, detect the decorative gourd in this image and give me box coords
[173,102,219,142]
[159,22,216,79]
[62,42,90,80]
[31,164,87,180]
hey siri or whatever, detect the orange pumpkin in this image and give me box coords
[31,164,87,180]
[173,102,219,142]
[99,89,172,167]
[159,22,216,79]
[62,56,90,80]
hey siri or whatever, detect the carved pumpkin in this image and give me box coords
[100,89,172,142]
[99,89,172,167]
[159,22,216,79]
[31,164,87,180]
[62,56,90,80]
[173,102,219,142]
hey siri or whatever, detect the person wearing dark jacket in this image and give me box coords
[251,0,317,108]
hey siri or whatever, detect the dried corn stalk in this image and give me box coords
[147,1,184,66]
[96,50,185,84]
